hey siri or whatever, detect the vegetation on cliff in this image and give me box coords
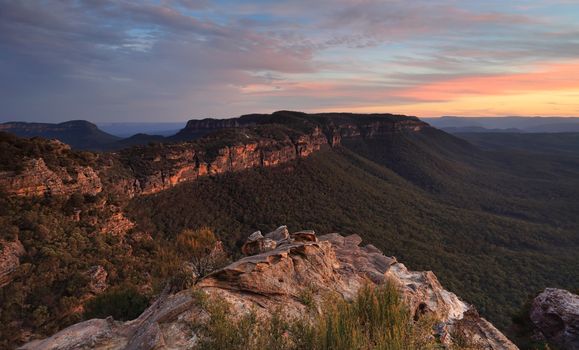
[195,284,442,350]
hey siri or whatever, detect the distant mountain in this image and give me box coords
[442,126,522,133]
[455,132,579,154]
[0,120,121,150]
[97,122,185,137]
[0,121,174,151]
[423,116,579,133]
[114,133,167,148]
[523,122,579,133]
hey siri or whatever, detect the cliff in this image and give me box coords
[117,111,430,195]
[0,112,430,197]
[20,227,518,350]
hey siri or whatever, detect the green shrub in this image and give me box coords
[195,283,438,350]
[83,286,149,321]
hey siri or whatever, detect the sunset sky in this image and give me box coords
[1,0,579,122]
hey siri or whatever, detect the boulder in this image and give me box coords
[264,226,289,241]
[530,288,579,350]
[241,237,276,256]
[291,230,317,242]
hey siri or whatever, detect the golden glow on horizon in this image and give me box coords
[300,60,579,116]
[328,90,579,117]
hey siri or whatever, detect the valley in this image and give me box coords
[1,112,578,349]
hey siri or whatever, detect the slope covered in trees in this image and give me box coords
[127,129,579,331]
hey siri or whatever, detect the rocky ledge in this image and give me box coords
[20,227,517,350]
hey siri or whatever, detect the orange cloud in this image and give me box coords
[397,60,579,101]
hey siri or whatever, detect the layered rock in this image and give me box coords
[177,110,429,145]
[20,228,518,350]
[121,127,328,195]
[530,288,579,350]
[0,238,25,287]
[1,112,430,198]
[0,158,102,197]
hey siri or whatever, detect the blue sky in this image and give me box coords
[1,0,579,122]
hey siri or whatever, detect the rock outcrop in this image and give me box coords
[118,124,330,195]
[1,112,430,198]
[0,157,102,197]
[0,238,25,287]
[86,265,108,294]
[530,288,579,350]
[20,228,518,350]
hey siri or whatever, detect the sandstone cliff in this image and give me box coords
[0,112,430,198]
[116,111,430,195]
[20,227,518,350]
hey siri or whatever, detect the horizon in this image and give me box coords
[2,1,579,122]
[2,113,579,125]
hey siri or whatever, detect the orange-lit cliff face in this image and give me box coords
[0,112,430,198]
[118,112,430,195]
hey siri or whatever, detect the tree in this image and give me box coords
[175,227,228,282]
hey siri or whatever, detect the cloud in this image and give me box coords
[0,0,579,121]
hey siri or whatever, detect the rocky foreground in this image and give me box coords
[20,227,518,350]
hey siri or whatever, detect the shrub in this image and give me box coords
[83,286,149,321]
[195,283,438,350]
[175,227,228,281]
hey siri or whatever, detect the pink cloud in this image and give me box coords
[396,61,579,101]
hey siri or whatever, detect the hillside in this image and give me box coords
[0,111,578,349]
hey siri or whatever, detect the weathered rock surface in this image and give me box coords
[0,158,102,197]
[531,288,579,350]
[20,229,518,350]
[0,238,25,287]
[121,127,328,195]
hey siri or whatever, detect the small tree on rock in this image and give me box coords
[175,227,228,283]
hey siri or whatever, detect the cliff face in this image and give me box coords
[20,228,518,350]
[0,158,103,197]
[118,126,328,195]
[0,112,429,198]
[119,112,429,195]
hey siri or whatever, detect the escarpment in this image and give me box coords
[114,112,430,195]
[20,227,518,350]
[1,112,430,198]
[119,124,329,195]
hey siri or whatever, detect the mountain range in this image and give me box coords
[424,116,579,133]
[0,111,578,349]
[4,115,579,153]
